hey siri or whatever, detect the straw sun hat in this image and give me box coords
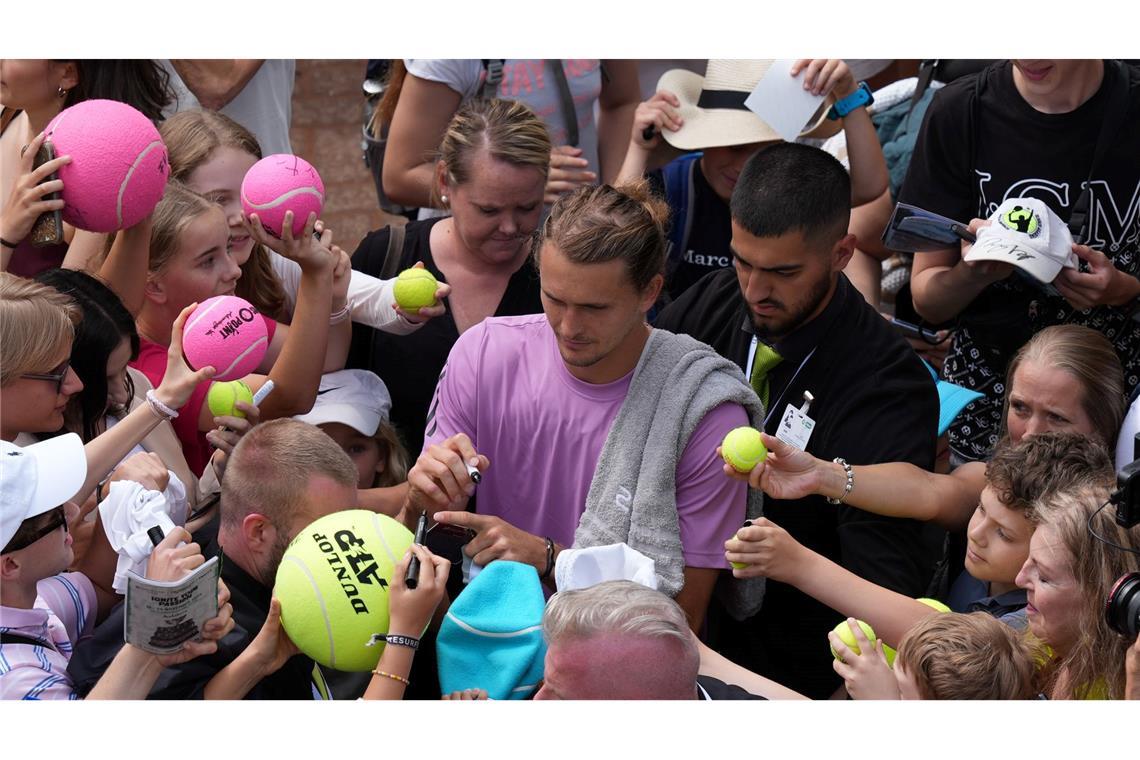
[656,59,840,151]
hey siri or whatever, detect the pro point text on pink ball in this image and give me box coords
[182,296,269,381]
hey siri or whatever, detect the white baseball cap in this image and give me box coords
[1,434,87,551]
[964,198,1078,283]
[293,370,392,437]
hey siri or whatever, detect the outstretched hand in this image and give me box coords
[720,432,829,500]
[829,618,899,700]
[434,510,547,572]
[723,517,807,582]
[156,302,217,410]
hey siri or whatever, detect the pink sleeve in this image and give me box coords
[675,402,750,568]
[263,316,277,341]
[422,323,483,453]
[35,572,98,647]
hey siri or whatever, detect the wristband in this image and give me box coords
[145,389,179,420]
[329,303,351,325]
[826,458,854,504]
[540,537,555,580]
[0,237,20,250]
[385,634,420,651]
[827,82,874,121]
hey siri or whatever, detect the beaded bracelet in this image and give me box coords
[826,458,855,505]
[372,670,410,686]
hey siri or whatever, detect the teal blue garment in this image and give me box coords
[873,87,939,201]
[436,561,547,700]
[924,360,984,436]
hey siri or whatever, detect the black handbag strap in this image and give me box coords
[1,630,57,651]
[379,223,407,280]
[549,60,579,147]
[1067,59,1130,243]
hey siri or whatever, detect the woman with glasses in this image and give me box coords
[0,272,213,509]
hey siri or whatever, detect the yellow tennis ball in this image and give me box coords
[882,643,897,668]
[721,426,767,472]
[916,597,951,613]
[206,380,253,419]
[275,509,414,672]
[393,267,439,312]
[830,619,876,661]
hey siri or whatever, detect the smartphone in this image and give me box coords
[29,140,64,247]
[890,317,946,344]
[881,203,976,253]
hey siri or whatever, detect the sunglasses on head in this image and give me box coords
[21,359,72,394]
[2,505,68,554]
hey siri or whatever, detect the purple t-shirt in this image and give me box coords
[424,314,747,568]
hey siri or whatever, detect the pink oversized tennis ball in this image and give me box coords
[240,154,325,238]
[43,99,170,233]
[182,296,269,381]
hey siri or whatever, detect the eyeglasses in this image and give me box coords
[2,505,68,554]
[21,360,72,394]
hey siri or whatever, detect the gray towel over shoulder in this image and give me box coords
[574,328,767,620]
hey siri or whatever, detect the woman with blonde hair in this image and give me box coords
[1,271,214,510]
[350,97,552,456]
[160,108,446,332]
[1018,485,1140,698]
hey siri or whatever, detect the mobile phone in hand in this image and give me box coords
[29,140,64,247]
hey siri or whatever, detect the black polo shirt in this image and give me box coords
[656,271,942,699]
[68,516,319,700]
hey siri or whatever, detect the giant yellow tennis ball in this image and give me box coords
[721,426,767,472]
[275,509,414,672]
[393,267,439,313]
[206,380,253,419]
[830,619,877,661]
[916,597,951,613]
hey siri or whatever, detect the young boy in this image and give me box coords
[831,611,1036,699]
[0,436,231,699]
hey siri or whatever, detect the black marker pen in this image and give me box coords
[405,512,428,589]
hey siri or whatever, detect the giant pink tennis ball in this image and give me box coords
[240,154,325,238]
[182,296,269,381]
[43,99,169,233]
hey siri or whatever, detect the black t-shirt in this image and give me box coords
[648,158,734,303]
[347,219,543,454]
[68,516,318,700]
[657,271,943,699]
[899,60,1140,461]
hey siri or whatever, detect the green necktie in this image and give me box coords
[750,341,784,411]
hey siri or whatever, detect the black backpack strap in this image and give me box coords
[549,60,580,147]
[909,60,939,114]
[380,223,407,280]
[1067,59,1130,243]
[479,59,505,101]
[1,631,56,650]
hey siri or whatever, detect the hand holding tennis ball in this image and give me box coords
[207,380,254,419]
[830,618,877,661]
[393,267,440,313]
[721,426,767,472]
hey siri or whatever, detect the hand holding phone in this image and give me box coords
[29,140,65,247]
[2,133,68,250]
